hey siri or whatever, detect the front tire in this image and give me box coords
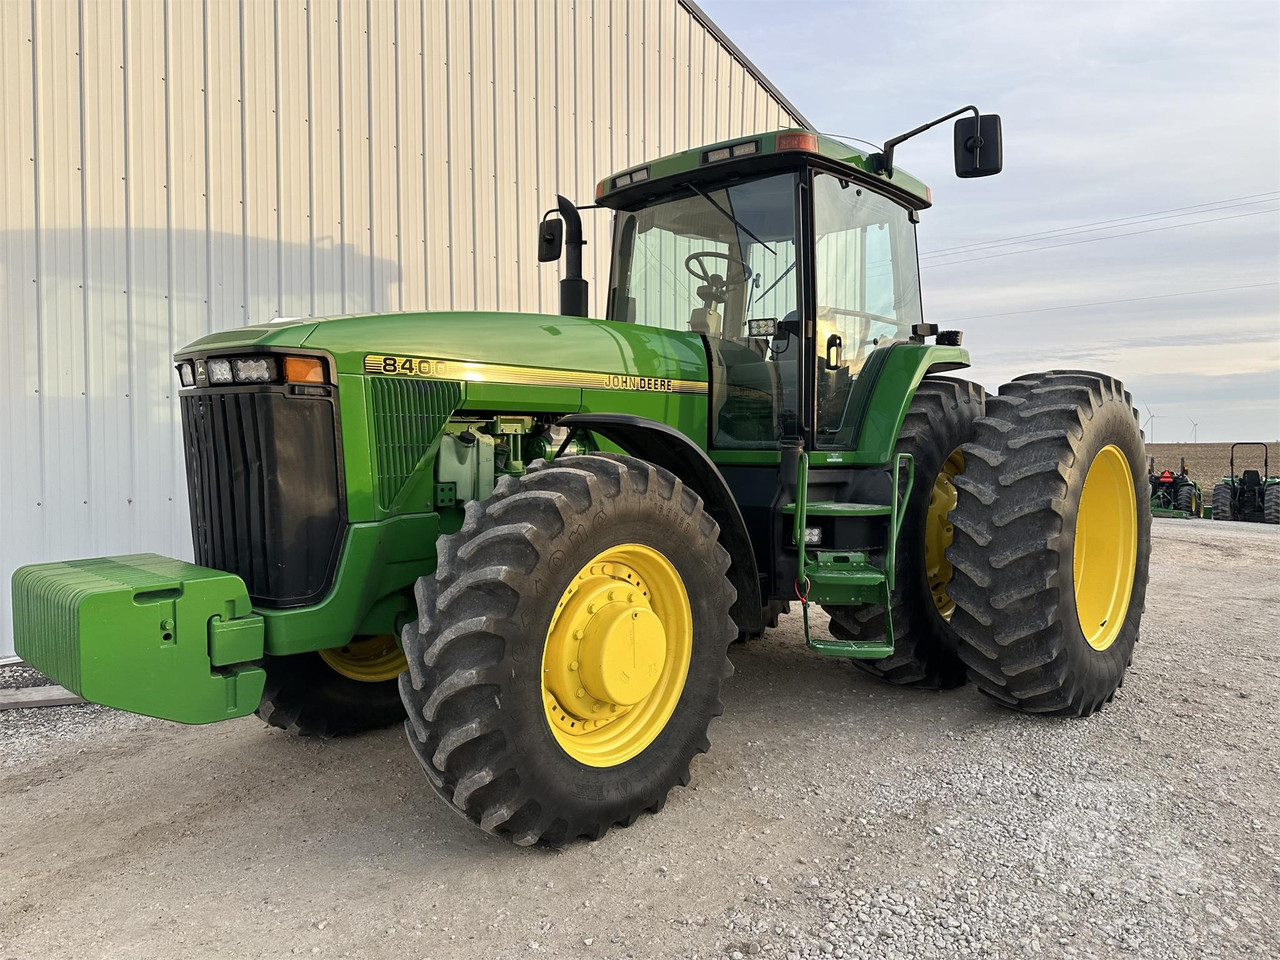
[399,454,736,846]
[825,378,985,689]
[947,371,1151,717]
[256,636,407,737]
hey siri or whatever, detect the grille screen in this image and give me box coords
[368,376,461,511]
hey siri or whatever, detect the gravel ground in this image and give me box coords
[1,518,1276,959]
[0,664,55,690]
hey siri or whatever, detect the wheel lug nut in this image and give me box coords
[569,660,579,671]
[576,687,586,698]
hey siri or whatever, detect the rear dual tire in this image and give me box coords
[947,371,1150,717]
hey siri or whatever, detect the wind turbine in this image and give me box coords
[1186,417,1198,444]
[1143,403,1157,443]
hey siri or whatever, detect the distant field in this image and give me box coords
[1145,442,1278,492]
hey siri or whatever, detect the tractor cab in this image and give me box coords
[595,130,936,454]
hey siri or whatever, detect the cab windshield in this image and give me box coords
[607,171,923,450]
[608,173,800,449]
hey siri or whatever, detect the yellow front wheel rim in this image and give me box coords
[1073,444,1138,652]
[541,543,693,768]
[924,448,964,620]
[319,634,407,682]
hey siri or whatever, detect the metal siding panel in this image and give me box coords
[166,0,205,560]
[0,0,40,657]
[34,0,91,561]
[512,0,539,313]
[607,0,626,175]
[584,1,610,318]
[277,0,312,318]
[125,0,183,556]
[642,0,659,158]
[339,0,371,312]
[395,0,427,310]
[673,4,690,151]
[310,0,343,317]
[469,0,497,309]
[205,0,245,329]
[80,0,131,555]
[242,0,278,323]
[367,0,399,312]
[532,1,557,313]
[492,0,518,312]
[445,0,473,309]
[422,0,451,310]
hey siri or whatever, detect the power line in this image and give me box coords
[921,208,1279,268]
[920,192,1280,260]
[937,280,1279,323]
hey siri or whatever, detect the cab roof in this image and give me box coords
[597,129,931,212]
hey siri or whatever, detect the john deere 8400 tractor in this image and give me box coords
[13,109,1151,846]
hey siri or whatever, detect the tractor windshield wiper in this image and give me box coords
[684,182,776,256]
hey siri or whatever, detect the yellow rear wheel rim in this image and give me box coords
[319,634,407,683]
[924,448,963,620]
[1073,444,1138,652]
[541,543,693,768]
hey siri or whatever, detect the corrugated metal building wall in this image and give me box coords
[0,0,806,659]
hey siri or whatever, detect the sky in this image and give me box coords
[702,0,1280,442]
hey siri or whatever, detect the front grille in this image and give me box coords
[181,389,344,607]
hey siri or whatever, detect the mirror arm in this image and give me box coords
[873,104,979,177]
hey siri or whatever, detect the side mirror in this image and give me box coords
[537,218,564,263]
[954,114,1003,178]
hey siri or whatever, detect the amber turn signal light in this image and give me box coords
[284,356,326,384]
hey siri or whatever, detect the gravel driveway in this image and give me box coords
[1,518,1276,959]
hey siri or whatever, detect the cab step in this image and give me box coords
[792,452,914,661]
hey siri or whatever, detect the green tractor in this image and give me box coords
[1211,443,1280,523]
[1148,457,1202,518]
[12,109,1152,846]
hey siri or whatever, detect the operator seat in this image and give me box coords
[1241,469,1262,489]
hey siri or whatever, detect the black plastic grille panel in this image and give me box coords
[181,389,343,607]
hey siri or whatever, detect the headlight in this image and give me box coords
[176,362,195,388]
[232,357,276,383]
[207,359,233,384]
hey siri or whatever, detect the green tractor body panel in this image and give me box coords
[11,555,266,724]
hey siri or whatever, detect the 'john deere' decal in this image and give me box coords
[363,354,707,395]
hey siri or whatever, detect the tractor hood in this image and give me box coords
[180,311,709,385]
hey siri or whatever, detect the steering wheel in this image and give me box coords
[684,251,752,305]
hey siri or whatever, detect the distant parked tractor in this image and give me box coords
[1148,457,1202,518]
[1211,443,1280,523]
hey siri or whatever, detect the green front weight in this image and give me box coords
[11,554,266,724]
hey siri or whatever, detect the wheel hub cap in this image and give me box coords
[541,544,692,767]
